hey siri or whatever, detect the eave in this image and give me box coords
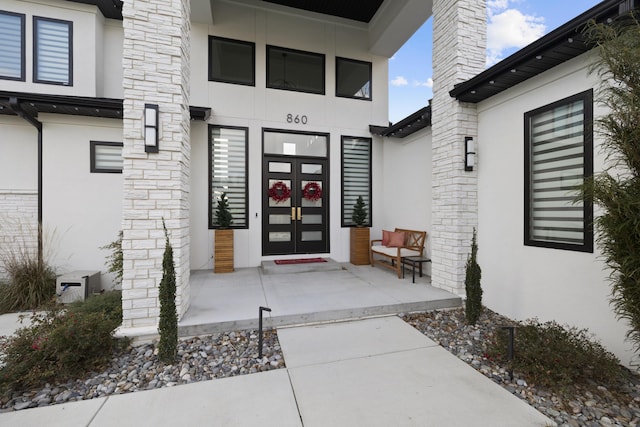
[369,105,431,139]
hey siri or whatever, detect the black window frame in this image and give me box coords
[0,10,25,81]
[266,45,325,95]
[341,136,372,227]
[208,35,255,86]
[90,141,123,174]
[33,16,73,86]
[336,57,372,101]
[209,125,249,230]
[524,89,594,252]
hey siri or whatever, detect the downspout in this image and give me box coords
[9,97,44,267]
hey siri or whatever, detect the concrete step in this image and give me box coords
[260,258,343,275]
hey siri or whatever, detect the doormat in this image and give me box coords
[274,258,328,265]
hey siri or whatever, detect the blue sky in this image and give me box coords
[388,0,603,123]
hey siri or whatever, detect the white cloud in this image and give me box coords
[390,76,408,87]
[413,78,433,88]
[486,1,545,66]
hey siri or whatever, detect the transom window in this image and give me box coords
[342,136,372,227]
[336,57,371,100]
[524,90,593,252]
[90,141,123,173]
[267,45,325,95]
[0,11,25,81]
[208,36,255,86]
[209,126,249,229]
[34,16,72,85]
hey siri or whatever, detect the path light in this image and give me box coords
[464,136,475,172]
[144,103,159,153]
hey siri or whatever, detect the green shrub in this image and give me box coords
[0,292,125,392]
[351,196,368,226]
[0,248,56,314]
[158,221,177,364]
[101,231,123,288]
[464,228,482,325]
[487,319,626,390]
[214,192,233,229]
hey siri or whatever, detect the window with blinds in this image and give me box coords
[210,126,248,229]
[90,141,123,173]
[0,11,25,81]
[34,17,72,85]
[524,90,593,252]
[342,136,372,227]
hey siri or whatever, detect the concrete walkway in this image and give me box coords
[0,316,551,426]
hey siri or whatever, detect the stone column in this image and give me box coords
[431,0,486,294]
[120,0,191,335]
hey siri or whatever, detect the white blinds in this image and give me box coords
[211,128,247,227]
[0,13,23,79]
[35,18,70,84]
[94,144,123,172]
[342,138,371,226]
[529,99,585,245]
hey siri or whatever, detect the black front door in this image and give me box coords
[262,156,328,255]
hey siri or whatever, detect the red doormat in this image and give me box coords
[274,258,328,265]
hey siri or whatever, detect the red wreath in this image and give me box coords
[268,181,291,203]
[302,182,322,201]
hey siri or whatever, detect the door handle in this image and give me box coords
[297,207,302,221]
[291,207,296,221]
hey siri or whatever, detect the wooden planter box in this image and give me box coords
[350,227,370,265]
[214,229,234,273]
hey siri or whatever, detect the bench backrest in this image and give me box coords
[394,228,427,253]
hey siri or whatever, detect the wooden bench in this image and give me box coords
[370,228,427,278]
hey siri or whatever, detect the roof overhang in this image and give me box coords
[0,91,211,122]
[450,0,639,103]
[369,105,431,139]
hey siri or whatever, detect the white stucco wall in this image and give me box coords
[189,2,390,269]
[476,51,634,366]
[41,115,123,289]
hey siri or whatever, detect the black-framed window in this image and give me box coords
[524,89,593,252]
[342,136,372,227]
[90,141,123,173]
[336,57,371,100]
[208,36,255,86]
[33,16,72,85]
[0,11,25,81]
[209,126,248,229]
[267,45,325,95]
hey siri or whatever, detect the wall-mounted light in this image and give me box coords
[465,136,475,172]
[144,103,159,153]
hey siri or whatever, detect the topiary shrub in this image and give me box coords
[0,291,125,392]
[464,228,482,325]
[351,196,368,227]
[158,220,177,364]
[214,192,233,229]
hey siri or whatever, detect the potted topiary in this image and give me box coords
[214,192,234,273]
[350,196,370,265]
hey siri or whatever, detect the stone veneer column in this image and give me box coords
[431,0,486,294]
[120,0,191,334]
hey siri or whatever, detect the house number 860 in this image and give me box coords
[287,114,308,124]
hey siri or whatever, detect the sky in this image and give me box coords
[388,0,603,123]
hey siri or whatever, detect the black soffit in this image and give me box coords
[68,0,123,20]
[262,0,384,23]
[369,106,431,139]
[0,91,211,122]
[450,0,638,103]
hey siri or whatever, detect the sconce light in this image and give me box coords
[464,136,475,171]
[144,103,159,153]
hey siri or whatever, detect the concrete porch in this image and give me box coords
[178,260,462,337]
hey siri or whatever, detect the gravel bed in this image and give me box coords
[403,308,640,427]
[0,329,283,412]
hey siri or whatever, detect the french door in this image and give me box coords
[262,155,328,255]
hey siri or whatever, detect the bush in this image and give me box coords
[464,228,482,325]
[0,249,56,314]
[487,319,627,390]
[101,231,123,288]
[158,221,177,364]
[0,291,125,392]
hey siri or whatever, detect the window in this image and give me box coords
[336,57,371,100]
[267,45,325,94]
[524,90,593,252]
[208,36,255,86]
[0,11,25,81]
[34,16,72,85]
[342,136,372,227]
[209,126,248,229]
[90,141,123,173]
